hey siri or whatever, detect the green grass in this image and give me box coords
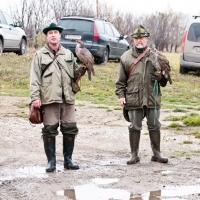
[1,51,200,109]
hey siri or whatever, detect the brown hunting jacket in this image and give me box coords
[115,46,166,110]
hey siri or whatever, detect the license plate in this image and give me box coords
[65,35,82,40]
[196,47,200,52]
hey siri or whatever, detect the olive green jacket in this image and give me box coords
[115,46,163,110]
[30,44,77,105]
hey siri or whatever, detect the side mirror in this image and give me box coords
[119,35,128,40]
[15,22,22,27]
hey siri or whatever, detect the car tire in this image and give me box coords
[17,38,27,55]
[98,47,109,64]
[179,66,189,74]
[0,39,3,56]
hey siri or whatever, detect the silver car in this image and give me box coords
[0,10,27,56]
[180,16,200,74]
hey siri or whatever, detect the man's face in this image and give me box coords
[45,30,61,45]
[133,36,148,49]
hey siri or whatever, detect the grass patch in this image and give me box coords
[168,123,181,128]
[192,131,200,138]
[183,141,193,144]
[1,52,200,110]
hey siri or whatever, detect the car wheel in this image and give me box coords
[98,47,109,64]
[0,39,3,56]
[17,38,27,55]
[179,66,189,74]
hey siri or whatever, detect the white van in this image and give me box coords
[180,16,200,74]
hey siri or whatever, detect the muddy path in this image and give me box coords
[0,96,200,200]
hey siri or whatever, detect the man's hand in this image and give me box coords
[32,100,41,108]
[118,98,126,106]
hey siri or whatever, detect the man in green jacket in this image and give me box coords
[115,25,171,165]
[30,23,90,172]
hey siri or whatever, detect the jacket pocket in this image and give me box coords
[125,87,140,107]
[42,72,53,89]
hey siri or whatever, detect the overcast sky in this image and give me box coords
[1,0,200,17]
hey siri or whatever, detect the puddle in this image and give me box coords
[0,165,64,181]
[57,177,200,200]
[154,170,173,174]
[57,184,130,200]
[92,178,119,184]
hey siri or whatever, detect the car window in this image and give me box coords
[95,20,105,34]
[105,23,114,37]
[110,24,120,37]
[0,11,6,24]
[2,11,14,26]
[58,19,93,32]
[187,23,200,42]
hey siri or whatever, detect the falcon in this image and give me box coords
[75,40,95,81]
[150,48,172,84]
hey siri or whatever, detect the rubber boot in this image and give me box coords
[127,131,140,165]
[149,131,168,163]
[43,136,56,172]
[63,134,79,170]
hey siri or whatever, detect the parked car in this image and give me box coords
[57,15,129,63]
[0,9,27,56]
[180,15,200,74]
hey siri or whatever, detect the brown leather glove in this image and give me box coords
[74,66,87,80]
[152,71,167,87]
[152,71,162,81]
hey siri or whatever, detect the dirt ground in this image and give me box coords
[0,96,200,200]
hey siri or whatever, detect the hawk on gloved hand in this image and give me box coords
[150,48,172,84]
[75,40,95,81]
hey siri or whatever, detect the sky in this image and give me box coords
[1,0,200,17]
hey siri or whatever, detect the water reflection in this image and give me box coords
[57,183,200,200]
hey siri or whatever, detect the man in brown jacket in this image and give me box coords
[30,23,89,172]
[115,25,171,165]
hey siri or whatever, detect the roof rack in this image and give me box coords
[192,16,200,19]
[63,15,107,21]
[65,15,95,18]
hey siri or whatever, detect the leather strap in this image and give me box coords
[128,47,150,77]
[41,55,58,77]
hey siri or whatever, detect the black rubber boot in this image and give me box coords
[63,134,79,170]
[149,131,168,163]
[127,131,140,165]
[43,136,56,172]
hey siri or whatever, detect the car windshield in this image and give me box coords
[58,19,93,32]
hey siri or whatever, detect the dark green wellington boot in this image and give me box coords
[43,136,56,172]
[63,134,79,170]
[127,131,140,165]
[149,131,168,163]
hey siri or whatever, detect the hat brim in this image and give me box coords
[131,32,150,38]
[43,27,63,34]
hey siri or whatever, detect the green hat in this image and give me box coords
[131,25,150,38]
[43,23,63,34]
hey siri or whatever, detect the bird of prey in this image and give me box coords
[75,40,95,81]
[150,48,172,84]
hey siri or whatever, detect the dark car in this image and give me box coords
[0,9,27,56]
[180,15,200,74]
[57,15,129,63]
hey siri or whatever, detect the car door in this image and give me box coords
[1,11,21,48]
[110,24,128,57]
[105,23,117,57]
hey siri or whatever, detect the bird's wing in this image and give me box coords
[76,46,95,81]
[157,51,172,84]
[150,48,172,84]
